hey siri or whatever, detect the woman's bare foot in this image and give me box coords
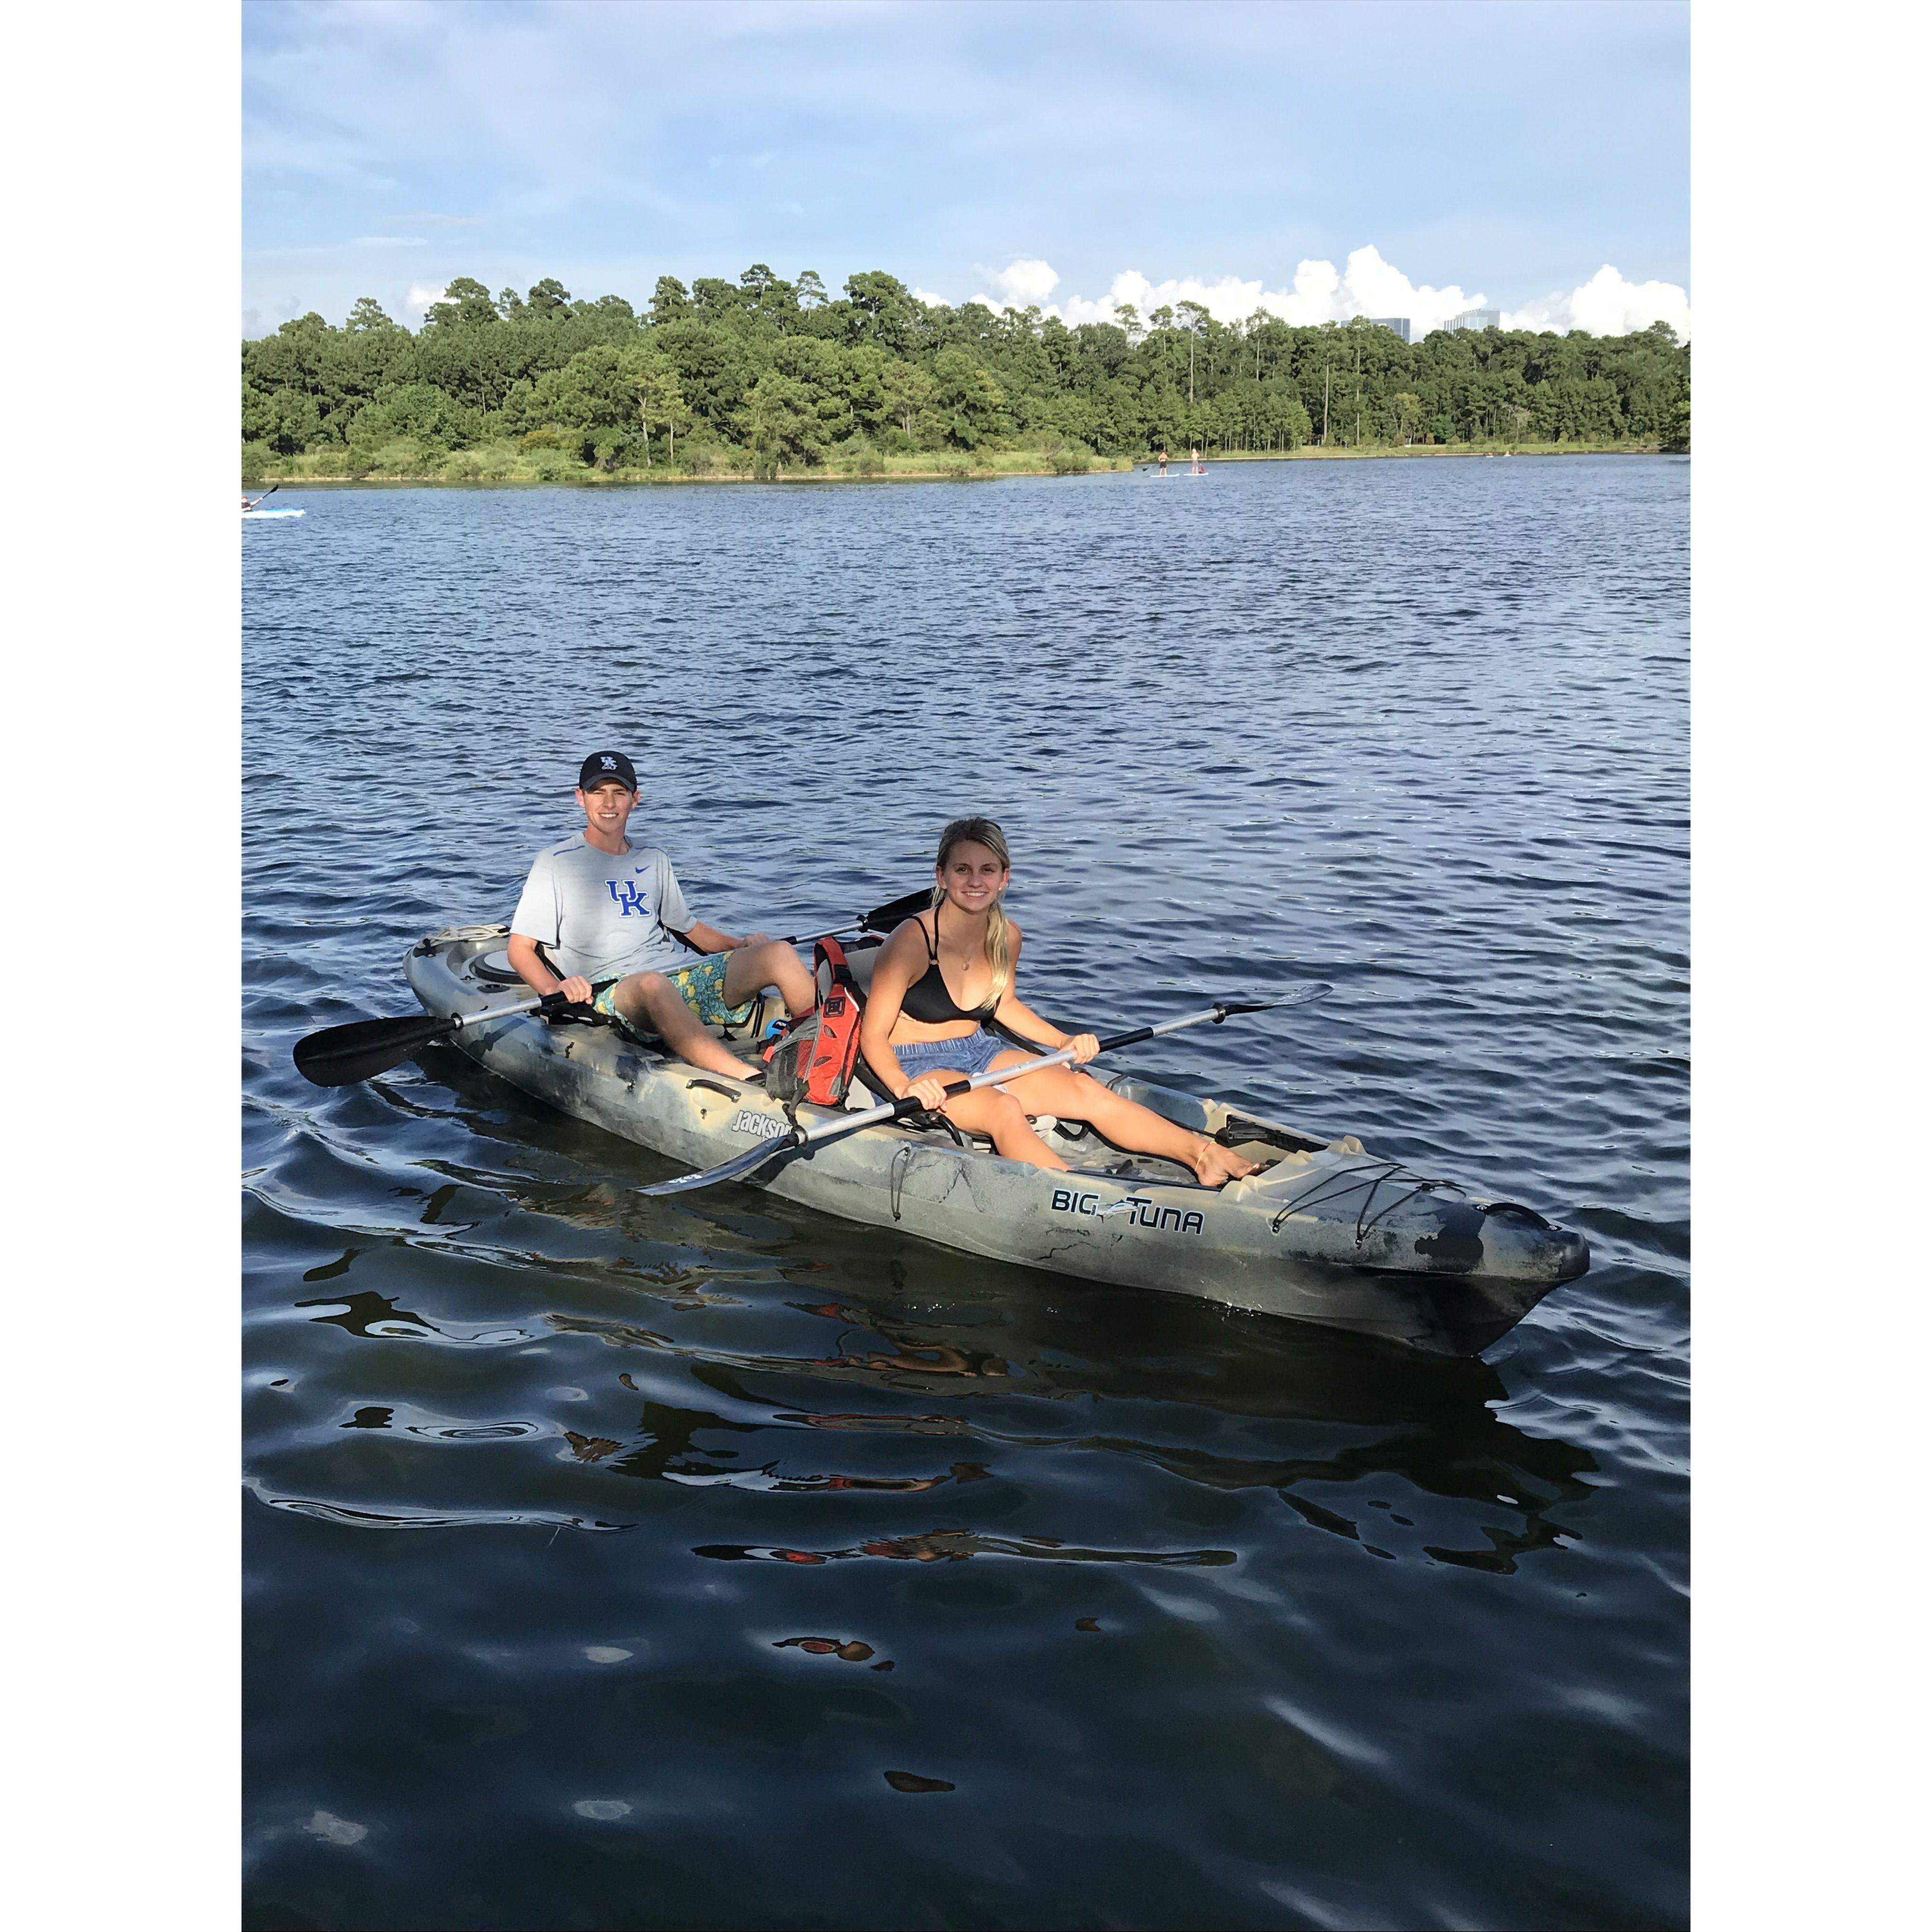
[1189,1136,1257,1188]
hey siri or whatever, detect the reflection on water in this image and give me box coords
[246,461,1686,1930]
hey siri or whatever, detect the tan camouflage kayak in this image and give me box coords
[404,924,1587,1355]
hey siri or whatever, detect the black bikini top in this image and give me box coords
[898,902,1000,1024]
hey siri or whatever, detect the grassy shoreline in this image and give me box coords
[242,438,1665,488]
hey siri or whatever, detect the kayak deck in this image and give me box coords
[402,926,1587,1354]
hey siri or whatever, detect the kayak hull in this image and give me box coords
[403,929,1587,1355]
[243,507,304,518]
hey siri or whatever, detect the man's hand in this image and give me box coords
[557,975,593,1005]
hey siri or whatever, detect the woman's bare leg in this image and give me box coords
[989,1058,1256,1187]
[914,1066,1070,1171]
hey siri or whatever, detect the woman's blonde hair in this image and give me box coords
[933,816,1014,1008]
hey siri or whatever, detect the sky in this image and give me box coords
[242,0,1690,340]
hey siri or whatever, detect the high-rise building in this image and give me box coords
[1365,317,1411,343]
[1449,309,1502,332]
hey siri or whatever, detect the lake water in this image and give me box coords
[243,456,1688,1931]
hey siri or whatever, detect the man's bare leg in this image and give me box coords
[613,972,756,1079]
[722,941,815,1018]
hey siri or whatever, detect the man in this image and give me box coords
[507,751,815,1078]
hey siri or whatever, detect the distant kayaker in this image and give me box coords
[859,817,1257,1188]
[506,751,816,1078]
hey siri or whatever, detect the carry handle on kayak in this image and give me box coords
[294,978,619,1088]
[637,986,1333,1198]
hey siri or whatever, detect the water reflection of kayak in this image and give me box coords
[242,507,304,518]
[405,925,1588,1354]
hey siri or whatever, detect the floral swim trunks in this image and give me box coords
[592,954,757,1033]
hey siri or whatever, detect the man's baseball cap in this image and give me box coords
[577,751,637,791]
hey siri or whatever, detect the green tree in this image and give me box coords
[690,277,743,318]
[931,348,1007,448]
[349,382,476,452]
[621,349,692,464]
[242,257,1688,475]
[844,271,921,355]
[736,372,824,475]
[880,359,938,442]
[423,277,498,329]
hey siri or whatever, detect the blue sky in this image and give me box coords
[243,0,1689,339]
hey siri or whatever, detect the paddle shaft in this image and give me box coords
[244,483,280,510]
[806,1003,1250,1147]
[292,977,620,1086]
[635,994,1325,1196]
[778,887,932,948]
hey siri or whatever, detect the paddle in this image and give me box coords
[780,887,931,947]
[243,484,280,512]
[298,892,919,1090]
[294,978,619,1088]
[637,985,1333,1198]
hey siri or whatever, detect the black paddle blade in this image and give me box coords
[294,1012,456,1087]
[859,888,932,933]
[1215,983,1334,1018]
[637,1132,798,1197]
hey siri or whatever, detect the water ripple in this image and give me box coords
[244,460,1687,1930]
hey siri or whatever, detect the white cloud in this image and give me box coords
[956,245,1685,339]
[1504,264,1691,339]
[910,287,950,308]
[972,257,1061,309]
[404,281,449,322]
[952,246,1473,331]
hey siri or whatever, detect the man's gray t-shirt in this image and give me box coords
[510,835,696,982]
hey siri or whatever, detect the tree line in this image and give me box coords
[242,264,1690,479]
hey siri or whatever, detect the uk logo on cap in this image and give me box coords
[601,756,617,770]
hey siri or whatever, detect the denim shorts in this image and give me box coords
[891,1029,1013,1081]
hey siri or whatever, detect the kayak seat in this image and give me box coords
[474,945,605,1027]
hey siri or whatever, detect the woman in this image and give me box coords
[860,817,1256,1188]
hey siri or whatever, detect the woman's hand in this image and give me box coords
[905,1074,953,1112]
[1064,1033,1100,1065]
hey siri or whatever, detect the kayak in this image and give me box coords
[403,925,1588,1355]
[243,507,304,518]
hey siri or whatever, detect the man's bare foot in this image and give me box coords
[1189,1137,1257,1188]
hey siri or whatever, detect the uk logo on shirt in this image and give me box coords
[607,879,652,917]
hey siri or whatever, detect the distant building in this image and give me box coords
[1366,317,1411,343]
[1449,308,1502,332]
